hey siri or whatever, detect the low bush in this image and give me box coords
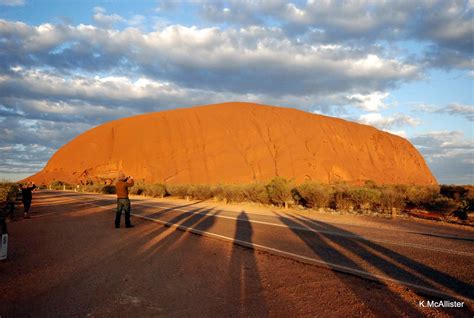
[295,182,333,209]
[129,184,145,195]
[348,187,381,212]
[332,184,353,211]
[101,185,116,194]
[440,185,469,201]
[379,186,406,214]
[0,183,19,202]
[187,184,213,200]
[165,184,190,198]
[78,184,103,193]
[405,185,439,209]
[213,184,245,202]
[50,180,74,190]
[241,183,270,204]
[40,177,472,221]
[144,184,167,198]
[265,177,294,207]
[426,195,460,215]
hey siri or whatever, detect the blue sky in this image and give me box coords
[0,0,472,184]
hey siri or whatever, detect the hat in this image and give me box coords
[118,171,126,181]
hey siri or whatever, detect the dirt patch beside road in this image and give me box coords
[0,193,471,317]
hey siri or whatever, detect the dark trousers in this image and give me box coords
[1,217,6,235]
[115,198,131,227]
[23,200,31,214]
[6,202,15,219]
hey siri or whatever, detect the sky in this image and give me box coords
[0,0,472,184]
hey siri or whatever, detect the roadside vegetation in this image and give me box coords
[0,182,19,202]
[2,178,473,222]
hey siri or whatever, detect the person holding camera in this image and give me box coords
[115,172,135,229]
[21,182,36,219]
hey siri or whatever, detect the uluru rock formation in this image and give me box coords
[25,102,437,185]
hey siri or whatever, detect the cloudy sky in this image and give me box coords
[0,0,472,184]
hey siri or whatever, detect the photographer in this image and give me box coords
[21,182,36,219]
[115,172,135,229]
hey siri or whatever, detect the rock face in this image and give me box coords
[25,102,437,185]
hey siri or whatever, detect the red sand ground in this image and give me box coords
[25,102,436,185]
[1,193,470,317]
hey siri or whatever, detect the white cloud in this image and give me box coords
[0,20,420,97]
[412,131,473,152]
[384,130,407,138]
[93,7,125,29]
[357,112,420,137]
[439,103,474,121]
[410,131,474,184]
[199,1,473,71]
[349,92,390,111]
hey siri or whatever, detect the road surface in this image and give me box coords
[1,190,472,317]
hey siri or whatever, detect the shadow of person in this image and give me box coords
[227,211,268,316]
[276,212,424,316]
[139,207,219,260]
[292,214,474,302]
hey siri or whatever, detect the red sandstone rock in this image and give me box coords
[24,102,437,185]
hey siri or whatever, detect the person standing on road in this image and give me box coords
[115,173,134,229]
[21,182,36,219]
[5,184,19,221]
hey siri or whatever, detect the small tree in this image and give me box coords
[165,184,189,198]
[427,195,460,216]
[101,185,116,194]
[295,182,333,209]
[241,182,270,204]
[187,184,212,200]
[380,186,406,217]
[331,184,353,211]
[348,187,381,213]
[406,185,439,209]
[266,177,294,208]
[144,184,167,198]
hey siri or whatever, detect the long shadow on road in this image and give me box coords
[292,214,474,301]
[136,206,219,261]
[277,212,427,317]
[226,211,268,316]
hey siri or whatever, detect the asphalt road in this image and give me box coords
[35,190,474,304]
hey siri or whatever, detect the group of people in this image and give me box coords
[1,182,37,234]
[2,173,136,232]
[7,182,37,220]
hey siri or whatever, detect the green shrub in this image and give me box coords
[144,184,167,198]
[165,184,190,198]
[0,183,19,202]
[241,183,270,204]
[348,187,381,212]
[406,185,439,209]
[49,180,73,190]
[101,185,116,194]
[427,196,460,215]
[266,177,294,207]
[212,184,245,202]
[453,200,470,220]
[79,184,103,193]
[129,180,145,195]
[440,185,469,201]
[295,182,333,209]
[188,184,213,200]
[332,184,353,211]
[379,186,406,214]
